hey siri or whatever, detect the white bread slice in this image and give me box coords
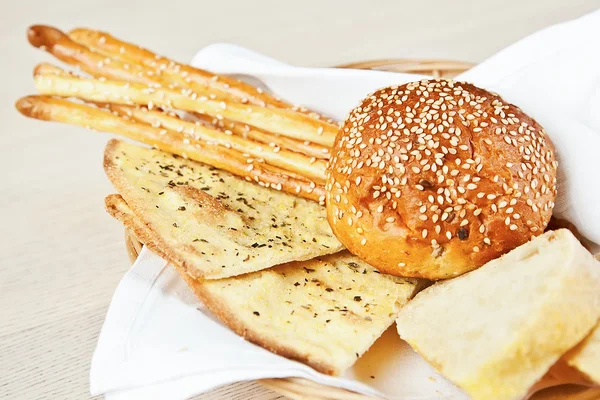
[396,229,600,400]
[103,140,342,279]
[563,322,600,384]
[559,255,600,385]
[106,194,423,374]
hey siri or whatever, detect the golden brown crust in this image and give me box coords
[16,96,324,201]
[105,194,170,259]
[326,79,558,279]
[33,68,337,147]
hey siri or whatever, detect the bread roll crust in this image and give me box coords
[326,79,557,279]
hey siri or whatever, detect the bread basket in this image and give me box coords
[122,59,599,400]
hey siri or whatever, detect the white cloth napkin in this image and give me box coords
[91,9,600,399]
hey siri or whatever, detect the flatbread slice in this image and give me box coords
[396,229,600,400]
[104,139,342,279]
[106,194,422,375]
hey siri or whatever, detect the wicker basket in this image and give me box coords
[123,59,599,400]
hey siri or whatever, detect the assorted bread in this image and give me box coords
[16,24,600,399]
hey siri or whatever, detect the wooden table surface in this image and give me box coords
[2,1,599,399]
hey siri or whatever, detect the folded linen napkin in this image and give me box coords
[91,9,600,399]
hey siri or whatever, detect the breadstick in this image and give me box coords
[15,95,325,202]
[108,104,326,182]
[68,27,316,114]
[28,25,241,105]
[27,25,155,84]
[195,114,330,159]
[33,71,337,146]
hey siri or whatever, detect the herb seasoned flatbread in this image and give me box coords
[106,194,421,374]
[104,140,342,279]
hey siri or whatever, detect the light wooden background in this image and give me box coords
[2,1,599,399]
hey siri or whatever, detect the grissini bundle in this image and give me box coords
[33,67,337,147]
[28,25,266,105]
[33,62,330,160]
[67,26,332,122]
[107,104,327,181]
[29,25,338,136]
[15,95,325,201]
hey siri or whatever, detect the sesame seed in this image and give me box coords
[332,80,556,243]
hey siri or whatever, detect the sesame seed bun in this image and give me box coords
[326,79,558,280]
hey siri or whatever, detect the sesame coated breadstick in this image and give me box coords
[194,114,331,159]
[68,27,333,123]
[15,95,325,202]
[107,104,327,182]
[33,70,338,146]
